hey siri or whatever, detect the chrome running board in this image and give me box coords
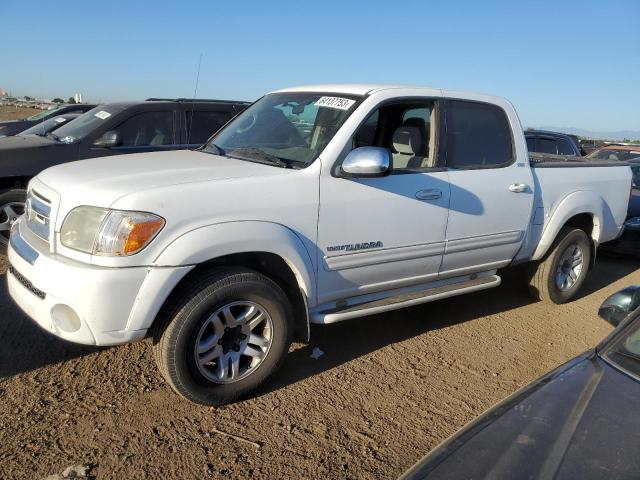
[311,275,501,324]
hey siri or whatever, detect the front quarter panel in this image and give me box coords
[152,221,317,304]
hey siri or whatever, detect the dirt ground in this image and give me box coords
[0,255,638,479]
[0,106,41,121]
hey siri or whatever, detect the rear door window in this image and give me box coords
[445,100,513,169]
[538,138,557,154]
[184,110,231,145]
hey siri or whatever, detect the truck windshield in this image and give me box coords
[52,105,122,143]
[204,92,360,167]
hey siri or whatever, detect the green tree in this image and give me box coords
[24,96,32,101]
[52,98,64,104]
[67,97,76,104]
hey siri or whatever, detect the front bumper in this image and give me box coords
[7,219,189,346]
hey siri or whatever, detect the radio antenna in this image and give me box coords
[186,53,203,148]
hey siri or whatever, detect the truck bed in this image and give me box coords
[529,152,627,168]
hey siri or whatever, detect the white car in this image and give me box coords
[7,84,632,405]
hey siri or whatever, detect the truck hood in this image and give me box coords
[404,355,640,480]
[36,149,292,208]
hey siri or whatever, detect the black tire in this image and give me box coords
[151,268,293,405]
[527,227,591,304]
[0,189,27,253]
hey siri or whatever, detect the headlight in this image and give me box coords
[60,206,165,256]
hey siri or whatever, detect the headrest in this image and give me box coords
[393,126,424,155]
[403,117,426,131]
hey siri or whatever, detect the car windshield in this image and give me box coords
[602,314,640,378]
[51,105,121,143]
[587,149,640,161]
[26,107,63,121]
[203,92,360,167]
[19,115,74,136]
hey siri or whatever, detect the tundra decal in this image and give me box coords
[327,241,383,253]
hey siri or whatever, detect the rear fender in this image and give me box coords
[532,191,605,261]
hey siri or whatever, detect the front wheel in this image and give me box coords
[527,227,591,304]
[0,189,27,253]
[152,268,293,405]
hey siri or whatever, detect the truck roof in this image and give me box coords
[271,83,508,105]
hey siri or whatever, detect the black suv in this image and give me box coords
[525,129,582,156]
[0,98,249,248]
[0,104,97,137]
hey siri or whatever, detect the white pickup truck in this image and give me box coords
[7,84,631,405]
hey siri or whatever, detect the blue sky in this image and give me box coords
[1,0,638,132]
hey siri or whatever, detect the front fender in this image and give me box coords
[152,221,317,303]
[532,191,607,261]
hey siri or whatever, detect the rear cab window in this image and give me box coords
[444,100,513,169]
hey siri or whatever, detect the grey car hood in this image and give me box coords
[403,355,640,480]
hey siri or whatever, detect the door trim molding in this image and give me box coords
[324,241,445,272]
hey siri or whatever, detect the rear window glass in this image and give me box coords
[445,100,513,169]
[185,111,231,145]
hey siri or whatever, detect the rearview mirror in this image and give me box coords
[598,286,640,327]
[93,130,121,148]
[340,147,391,178]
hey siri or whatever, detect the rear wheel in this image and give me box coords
[0,189,27,253]
[152,268,293,405]
[527,227,591,304]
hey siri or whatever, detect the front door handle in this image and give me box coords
[415,189,442,201]
[508,183,529,193]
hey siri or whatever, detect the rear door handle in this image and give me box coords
[508,183,529,193]
[415,189,442,201]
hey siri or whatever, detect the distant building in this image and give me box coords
[0,88,7,97]
[73,92,83,103]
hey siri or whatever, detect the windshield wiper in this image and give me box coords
[227,148,290,168]
[201,143,226,156]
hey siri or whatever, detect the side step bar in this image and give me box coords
[311,275,501,324]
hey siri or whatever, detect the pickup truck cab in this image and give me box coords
[7,84,632,405]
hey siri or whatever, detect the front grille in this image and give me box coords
[25,190,51,242]
[8,265,46,299]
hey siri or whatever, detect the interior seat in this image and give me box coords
[392,126,425,169]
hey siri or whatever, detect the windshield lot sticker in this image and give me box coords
[315,96,356,110]
[94,111,111,120]
[54,117,67,123]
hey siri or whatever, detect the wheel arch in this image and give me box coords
[148,222,316,342]
[532,191,606,262]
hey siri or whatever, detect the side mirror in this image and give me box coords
[340,147,391,178]
[599,286,640,327]
[93,130,121,148]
